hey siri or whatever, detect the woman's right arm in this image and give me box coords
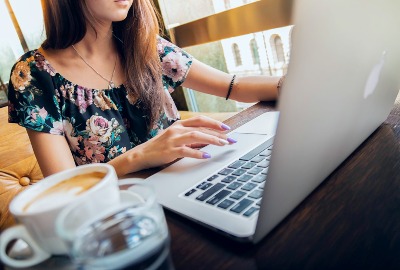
[110,115,233,177]
[27,130,76,177]
[28,115,233,178]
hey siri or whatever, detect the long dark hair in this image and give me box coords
[41,0,163,133]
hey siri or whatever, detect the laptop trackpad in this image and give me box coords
[150,132,272,183]
[233,111,279,135]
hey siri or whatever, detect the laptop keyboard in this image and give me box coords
[182,138,274,218]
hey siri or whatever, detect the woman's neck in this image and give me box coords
[74,24,116,56]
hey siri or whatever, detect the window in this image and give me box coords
[224,0,231,9]
[158,0,260,28]
[158,0,292,112]
[157,1,292,112]
[273,35,285,63]
[0,0,45,83]
[8,0,45,50]
[232,43,242,66]
[250,38,260,65]
[0,1,23,83]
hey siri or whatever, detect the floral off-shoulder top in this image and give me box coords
[8,37,193,165]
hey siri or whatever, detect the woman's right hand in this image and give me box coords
[122,115,236,174]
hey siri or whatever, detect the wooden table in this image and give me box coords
[4,94,400,270]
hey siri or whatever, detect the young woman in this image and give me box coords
[8,0,281,178]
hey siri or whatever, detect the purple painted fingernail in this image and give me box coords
[221,124,231,130]
[202,152,211,159]
[227,137,237,144]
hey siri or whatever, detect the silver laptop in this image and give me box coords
[145,0,400,243]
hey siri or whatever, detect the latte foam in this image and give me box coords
[23,171,105,213]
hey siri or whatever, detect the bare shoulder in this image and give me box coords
[37,47,78,73]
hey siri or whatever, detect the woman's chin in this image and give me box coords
[111,13,130,22]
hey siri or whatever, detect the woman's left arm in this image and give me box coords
[182,58,281,103]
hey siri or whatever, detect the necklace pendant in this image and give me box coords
[109,81,115,89]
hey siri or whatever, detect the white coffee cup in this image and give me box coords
[55,180,171,270]
[0,164,120,268]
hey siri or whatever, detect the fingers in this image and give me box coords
[178,115,231,131]
[156,116,238,163]
[175,147,212,159]
[189,136,237,148]
[168,116,237,145]
[187,143,209,149]
[185,126,229,141]
[175,131,231,147]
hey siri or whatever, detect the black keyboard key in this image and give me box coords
[241,183,257,191]
[230,190,246,200]
[228,160,246,169]
[248,189,263,199]
[206,190,231,205]
[184,189,197,197]
[241,162,257,169]
[239,140,272,161]
[251,156,265,163]
[196,182,212,190]
[251,175,266,183]
[232,169,246,176]
[196,183,225,201]
[219,168,234,175]
[230,199,254,214]
[243,207,259,217]
[218,199,235,209]
[207,175,219,181]
[248,167,263,175]
[257,160,270,168]
[237,174,253,182]
[221,176,236,183]
[227,182,242,190]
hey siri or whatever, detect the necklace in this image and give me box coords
[71,45,118,89]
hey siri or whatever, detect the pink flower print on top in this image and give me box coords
[83,136,106,163]
[30,107,48,122]
[86,115,115,143]
[157,42,165,55]
[35,52,56,76]
[50,121,64,135]
[163,91,180,121]
[59,83,75,102]
[161,52,191,83]
[75,86,93,113]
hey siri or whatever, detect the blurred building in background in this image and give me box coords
[159,0,293,111]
